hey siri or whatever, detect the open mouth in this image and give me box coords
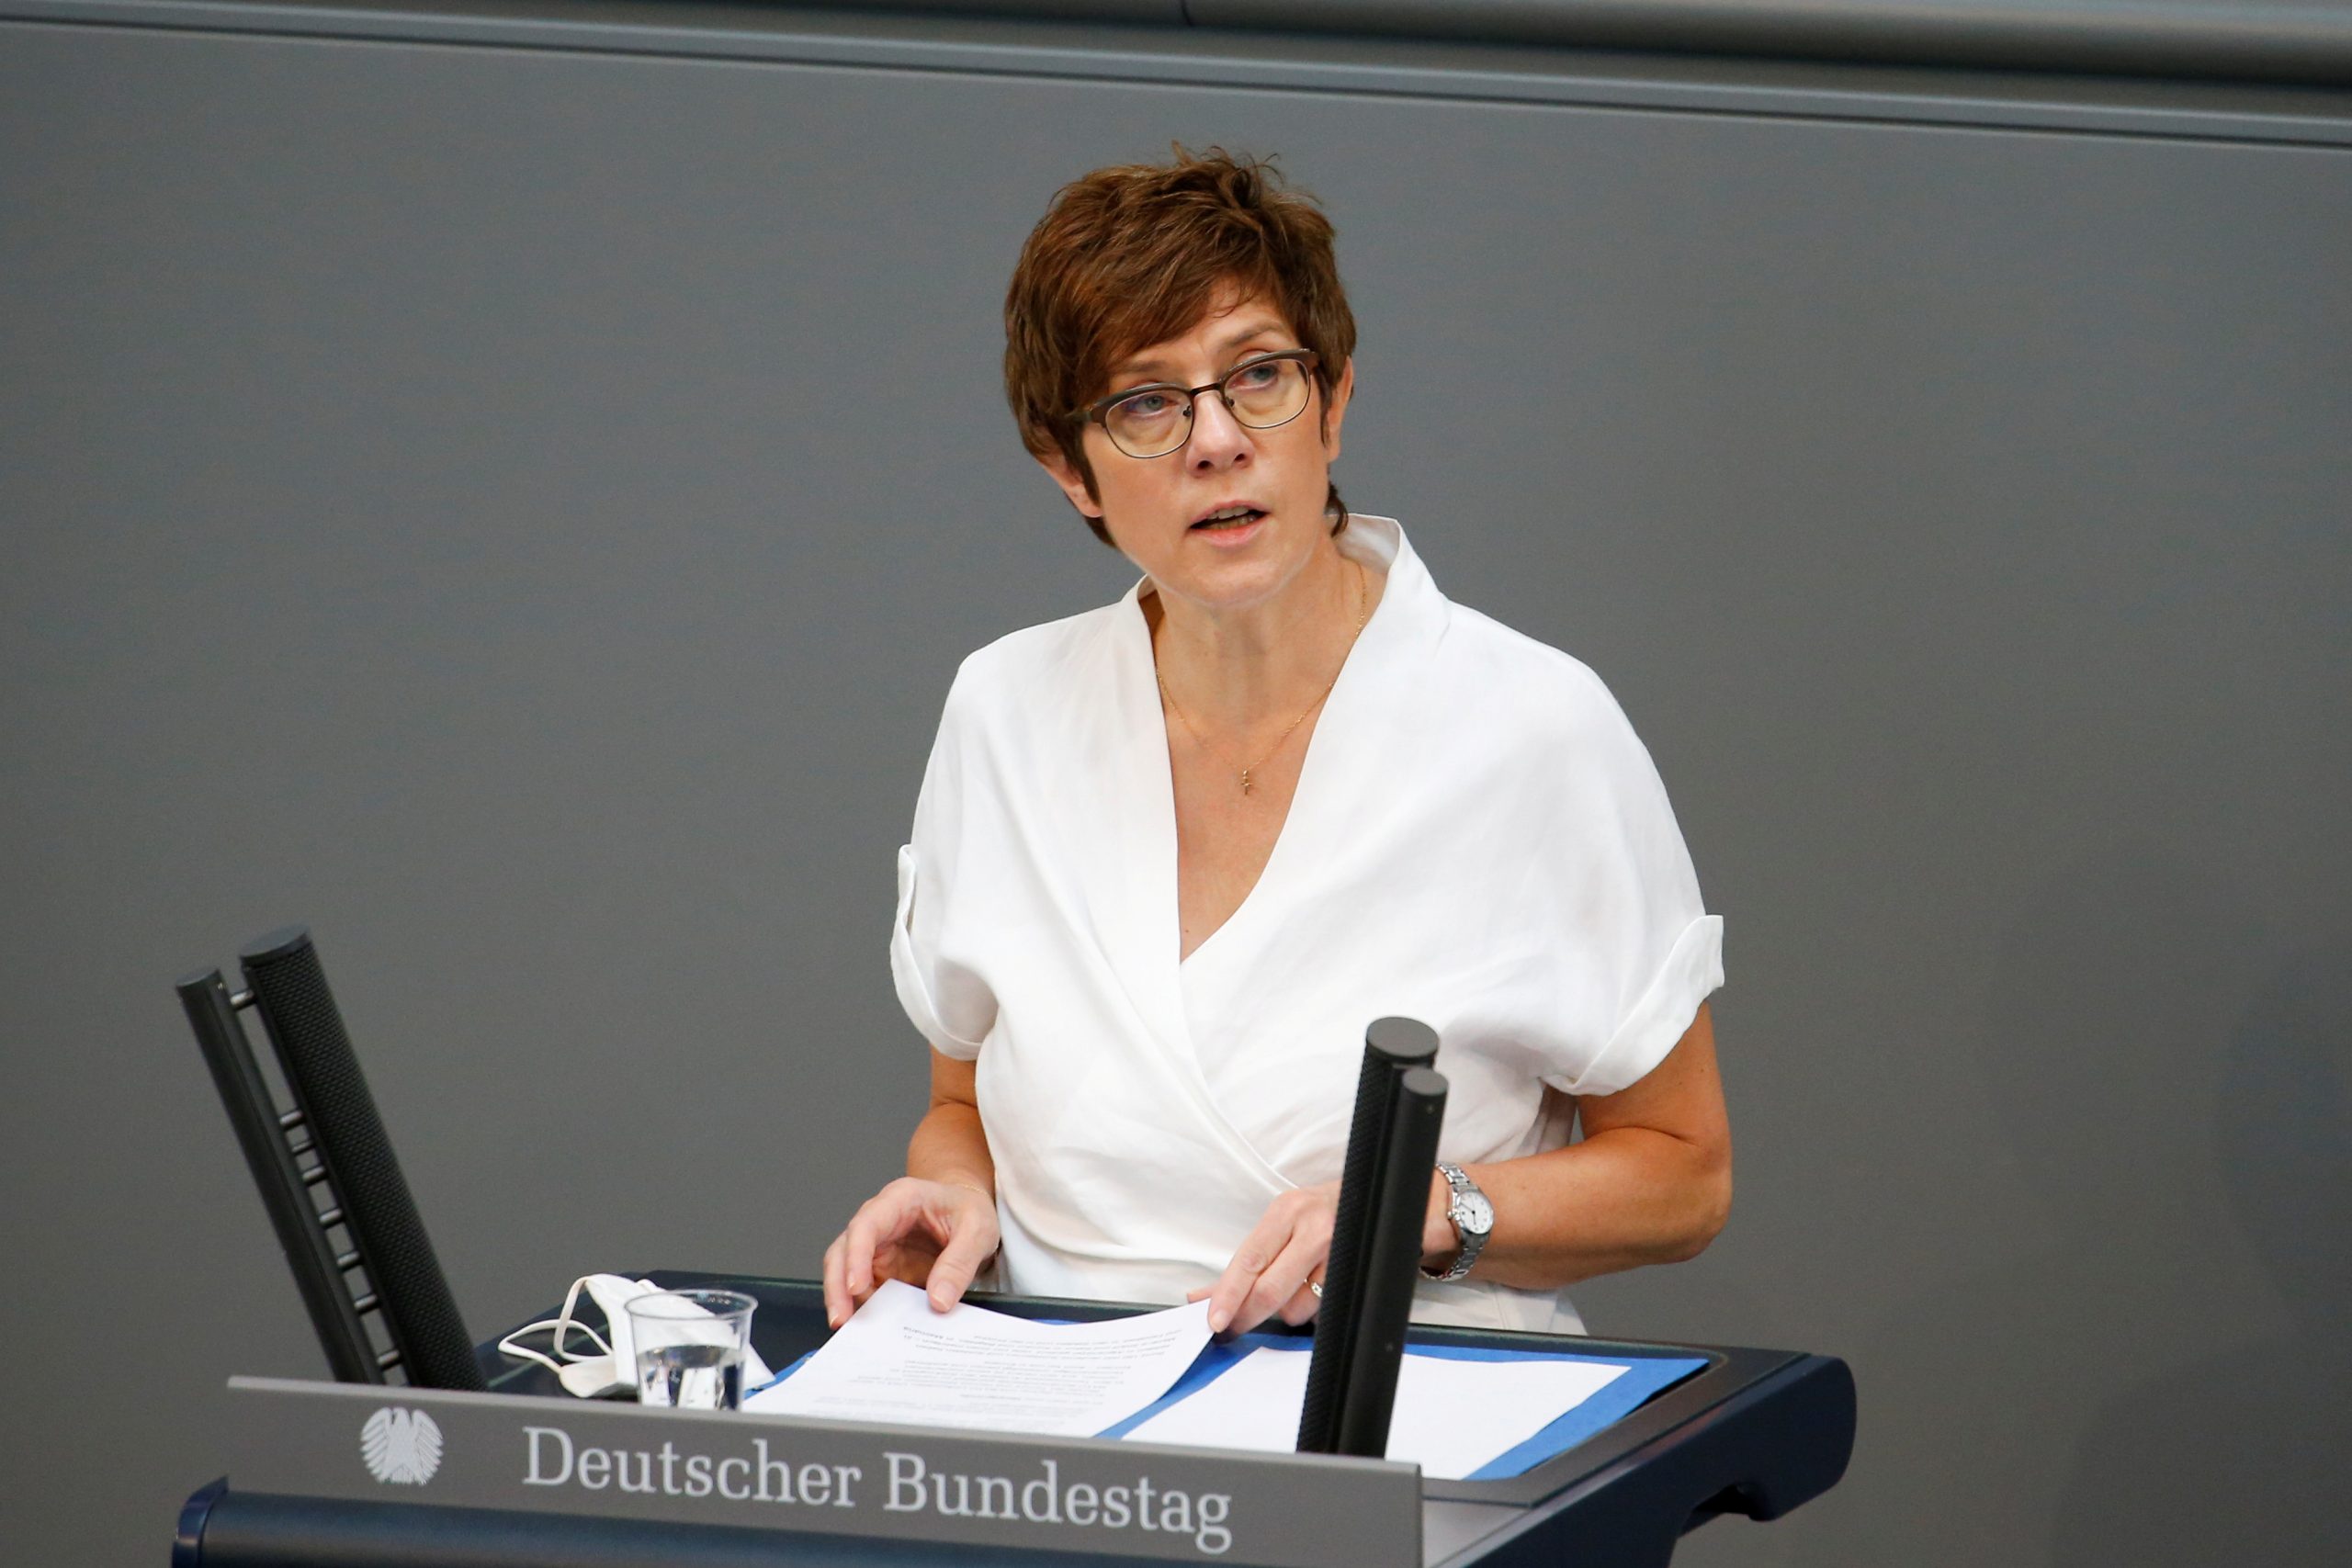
[1191,505,1266,531]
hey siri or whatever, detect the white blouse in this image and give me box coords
[889,517,1723,1333]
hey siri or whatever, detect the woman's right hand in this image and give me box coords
[821,1177,1000,1329]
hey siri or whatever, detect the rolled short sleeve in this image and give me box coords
[1556,913,1723,1097]
[887,680,996,1061]
[1532,663,1724,1100]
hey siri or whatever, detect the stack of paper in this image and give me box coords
[746,1281,1212,1438]
[746,1280,1648,1481]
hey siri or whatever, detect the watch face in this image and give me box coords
[1456,1190,1495,1235]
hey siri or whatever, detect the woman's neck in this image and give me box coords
[1146,538,1379,731]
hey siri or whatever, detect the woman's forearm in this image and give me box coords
[907,1098,995,1199]
[1427,1128,1732,1291]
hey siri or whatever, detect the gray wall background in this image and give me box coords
[3,2,2348,1562]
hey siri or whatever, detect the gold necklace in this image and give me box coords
[1156,561,1370,795]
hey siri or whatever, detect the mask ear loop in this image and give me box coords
[495,1276,616,1374]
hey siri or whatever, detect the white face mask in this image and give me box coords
[497,1274,773,1397]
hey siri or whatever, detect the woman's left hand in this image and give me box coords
[1192,1182,1340,1335]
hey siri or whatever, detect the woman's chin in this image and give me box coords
[1159,558,1313,617]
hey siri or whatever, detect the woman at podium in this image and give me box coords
[825,150,1730,1341]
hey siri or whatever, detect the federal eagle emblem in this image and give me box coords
[359,1405,444,1485]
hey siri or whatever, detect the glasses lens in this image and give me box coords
[1104,389,1193,458]
[1223,357,1311,430]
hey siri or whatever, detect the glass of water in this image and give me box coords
[626,1289,756,1411]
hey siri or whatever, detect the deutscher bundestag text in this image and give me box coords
[520,1427,1234,1555]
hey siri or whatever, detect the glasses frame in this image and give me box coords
[1078,349,1322,459]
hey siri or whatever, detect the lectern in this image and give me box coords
[176,944,1854,1565]
[178,1271,1852,1567]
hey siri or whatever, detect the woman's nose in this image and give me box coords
[1186,390,1253,470]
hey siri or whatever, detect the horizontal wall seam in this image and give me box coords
[1185,1,2352,88]
[5,0,2350,147]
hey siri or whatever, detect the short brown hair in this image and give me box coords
[1004,148,1356,546]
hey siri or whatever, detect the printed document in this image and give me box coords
[1121,1347,1633,1480]
[746,1280,1213,1438]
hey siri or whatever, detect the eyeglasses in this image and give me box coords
[1079,349,1321,460]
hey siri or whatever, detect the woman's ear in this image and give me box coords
[1037,450,1103,521]
[1320,356,1355,462]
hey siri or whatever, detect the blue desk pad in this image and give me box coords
[757,1333,1707,1482]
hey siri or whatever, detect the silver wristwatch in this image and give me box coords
[1422,1161,1494,1282]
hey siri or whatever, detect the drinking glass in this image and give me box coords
[626,1289,756,1411]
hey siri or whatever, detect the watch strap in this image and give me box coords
[1422,1161,1490,1283]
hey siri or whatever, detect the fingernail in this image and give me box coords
[1209,1309,1227,1334]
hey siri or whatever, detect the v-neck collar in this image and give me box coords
[1114,517,1443,977]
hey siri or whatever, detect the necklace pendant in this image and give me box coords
[1239,769,1252,795]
